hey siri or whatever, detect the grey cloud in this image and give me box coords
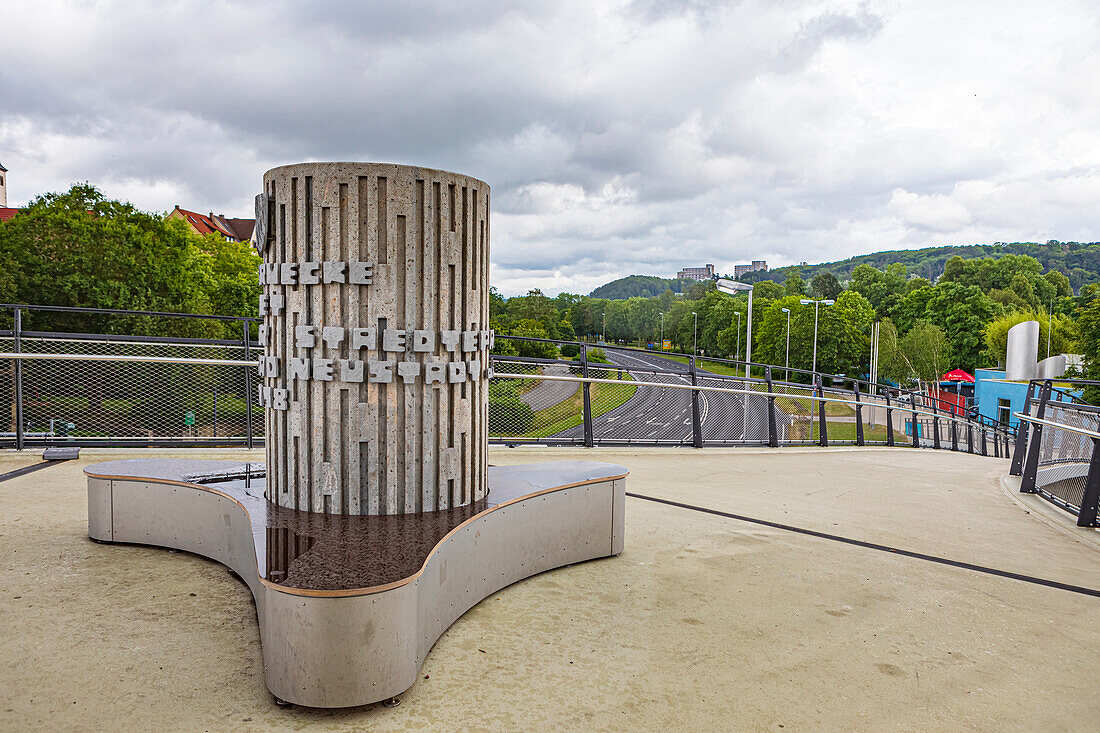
[0,0,1096,296]
[775,3,886,73]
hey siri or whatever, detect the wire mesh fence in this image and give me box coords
[1,305,260,447]
[1011,379,1100,526]
[0,305,1016,458]
[489,339,1013,455]
[1029,400,1100,517]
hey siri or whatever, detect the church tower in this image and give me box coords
[0,162,7,208]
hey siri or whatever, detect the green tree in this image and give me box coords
[875,318,908,385]
[877,318,951,387]
[810,272,843,300]
[783,274,806,297]
[900,321,952,386]
[509,319,559,359]
[847,263,907,315]
[1075,298,1100,403]
[0,183,261,337]
[754,292,872,378]
[751,280,783,302]
[924,282,1001,371]
[983,311,1076,367]
[892,285,934,333]
[1045,270,1073,298]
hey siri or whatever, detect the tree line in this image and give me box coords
[6,184,1100,394]
[491,254,1100,390]
[0,184,261,339]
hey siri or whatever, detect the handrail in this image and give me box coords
[1013,412,1100,441]
[497,371,1008,435]
[0,302,260,323]
[495,338,977,417]
[0,352,255,367]
[0,350,1007,439]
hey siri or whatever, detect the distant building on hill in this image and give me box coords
[677,264,716,281]
[0,160,18,222]
[733,260,768,278]
[168,206,254,243]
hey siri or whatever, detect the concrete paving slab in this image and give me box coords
[1,446,1097,731]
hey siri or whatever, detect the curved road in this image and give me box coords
[553,349,787,443]
[520,363,580,411]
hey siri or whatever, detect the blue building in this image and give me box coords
[974,369,1028,429]
[974,369,1079,429]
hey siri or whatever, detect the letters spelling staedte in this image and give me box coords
[256,260,494,412]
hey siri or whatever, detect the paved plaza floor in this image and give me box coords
[1,446,1097,731]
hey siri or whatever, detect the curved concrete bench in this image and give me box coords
[86,459,627,708]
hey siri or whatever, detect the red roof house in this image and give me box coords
[168,206,254,243]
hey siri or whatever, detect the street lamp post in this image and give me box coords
[692,312,698,357]
[602,312,606,344]
[799,298,834,375]
[660,312,665,347]
[734,311,742,361]
[715,280,754,380]
[781,307,791,383]
[800,298,834,435]
[1047,298,1054,359]
[716,280,755,441]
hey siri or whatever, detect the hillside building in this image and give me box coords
[733,260,768,278]
[677,264,716,280]
[0,160,17,222]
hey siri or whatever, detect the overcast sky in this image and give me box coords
[2,0,1098,295]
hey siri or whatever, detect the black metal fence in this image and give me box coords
[1011,379,1100,527]
[0,304,1015,459]
[490,339,1013,455]
[0,304,260,448]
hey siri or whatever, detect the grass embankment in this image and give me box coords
[809,422,890,443]
[521,375,638,438]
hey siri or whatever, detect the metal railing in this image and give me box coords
[0,304,1015,458]
[1011,378,1100,527]
[487,340,1013,456]
[0,304,260,448]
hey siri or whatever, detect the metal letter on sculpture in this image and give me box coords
[86,162,627,709]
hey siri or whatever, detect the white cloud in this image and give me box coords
[0,0,1098,295]
[888,188,972,232]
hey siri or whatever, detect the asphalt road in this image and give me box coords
[553,349,786,443]
[520,363,579,411]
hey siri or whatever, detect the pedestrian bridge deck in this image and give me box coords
[1,446,1097,729]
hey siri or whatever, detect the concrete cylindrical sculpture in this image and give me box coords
[254,163,491,515]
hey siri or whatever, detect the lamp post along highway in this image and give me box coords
[660,312,665,347]
[800,297,834,434]
[692,312,698,357]
[716,279,754,379]
[734,311,742,361]
[716,279,755,440]
[781,307,791,383]
[800,298,834,375]
[1047,298,1053,359]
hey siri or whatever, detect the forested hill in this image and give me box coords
[590,274,687,299]
[739,240,1100,292]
